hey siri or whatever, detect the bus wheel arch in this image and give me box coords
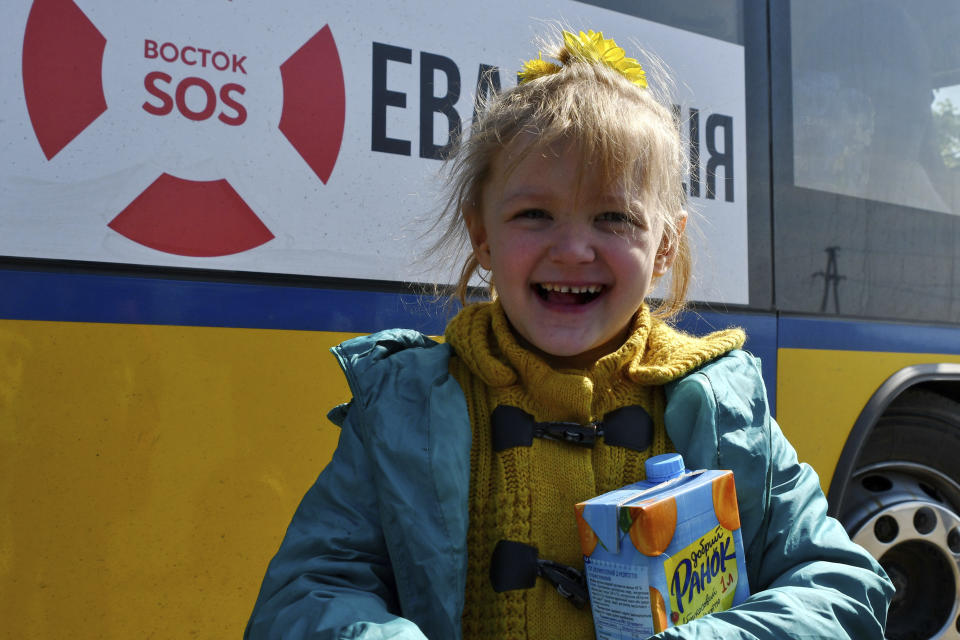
[829,365,960,639]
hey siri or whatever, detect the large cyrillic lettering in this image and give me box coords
[371,42,412,156]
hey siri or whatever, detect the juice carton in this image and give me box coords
[575,454,749,637]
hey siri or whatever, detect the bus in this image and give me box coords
[1,0,958,638]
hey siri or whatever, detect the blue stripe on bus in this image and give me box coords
[1,269,774,338]
[1,269,780,410]
[779,315,960,355]
[0,269,455,334]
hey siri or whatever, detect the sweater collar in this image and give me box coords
[445,300,745,392]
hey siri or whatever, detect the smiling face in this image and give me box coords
[467,140,681,368]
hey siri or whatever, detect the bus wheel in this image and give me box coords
[839,389,960,640]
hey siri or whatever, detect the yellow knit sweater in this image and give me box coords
[446,301,744,640]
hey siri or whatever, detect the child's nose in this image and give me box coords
[548,224,596,263]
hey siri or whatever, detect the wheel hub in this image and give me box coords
[843,465,960,639]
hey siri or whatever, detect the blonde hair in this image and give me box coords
[432,32,690,318]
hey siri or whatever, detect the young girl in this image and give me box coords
[245,29,892,639]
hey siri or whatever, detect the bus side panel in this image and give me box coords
[0,319,352,637]
[776,314,960,496]
[0,307,771,638]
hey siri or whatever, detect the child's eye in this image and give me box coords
[514,208,550,220]
[596,211,638,225]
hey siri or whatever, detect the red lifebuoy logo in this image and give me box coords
[21,0,345,257]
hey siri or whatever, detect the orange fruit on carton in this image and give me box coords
[628,496,677,556]
[575,502,599,556]
[712,471,741,531]
[651,586,668,632]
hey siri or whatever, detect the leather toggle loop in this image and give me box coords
[489,540,590,608]
[601,404,655,452]
[537,420,597,446]
[490,404,652,453]
[536,559,590,609]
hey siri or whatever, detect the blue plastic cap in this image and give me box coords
[645,453,685,484]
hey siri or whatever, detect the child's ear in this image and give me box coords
[653,211,687,276]
[465,204,492,270]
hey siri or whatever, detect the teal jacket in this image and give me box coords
[245,330,893,639]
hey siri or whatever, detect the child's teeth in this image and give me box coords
[541,283,602,294]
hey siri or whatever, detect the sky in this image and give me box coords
[934,84,960,110]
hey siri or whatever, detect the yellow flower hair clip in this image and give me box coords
[518,29,648,88]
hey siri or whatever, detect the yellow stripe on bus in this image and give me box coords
[8,318,960,637]
[777,347,960,495]
[0,319,355,638]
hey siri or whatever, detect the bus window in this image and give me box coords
[588,0,744,45]
[791,0,957,215]
[774,0,960,323]
[932,85,960,212]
